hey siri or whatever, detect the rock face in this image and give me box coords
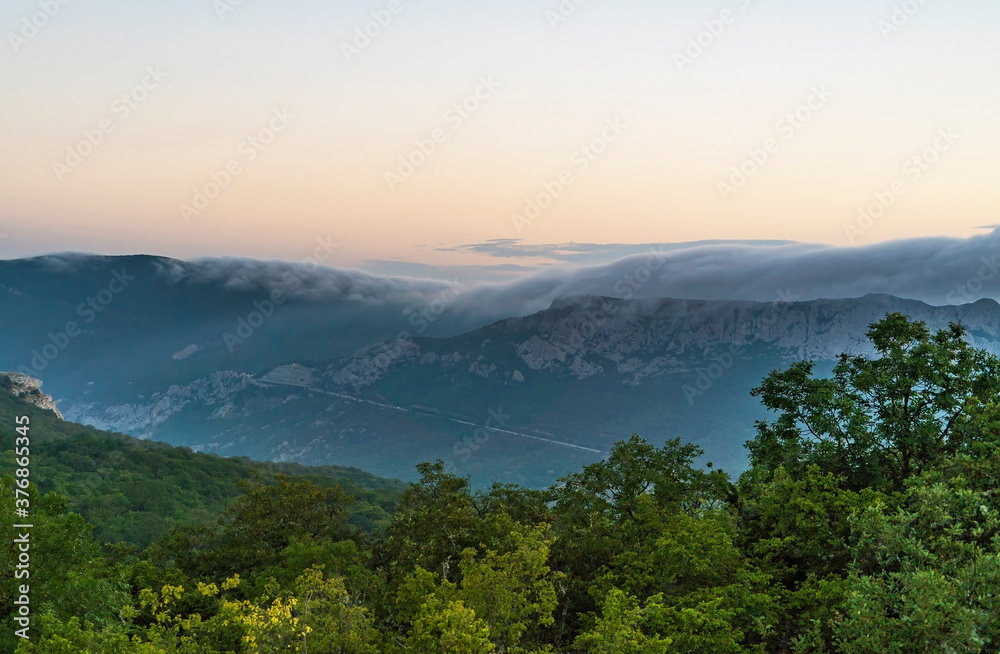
[316,294,1000,388]
[45,294,1000,480]
[324,338,421,387]
[63,371,255,438]
[262,364,317,386]
[501,294,1000,368]
[0,372,64,418]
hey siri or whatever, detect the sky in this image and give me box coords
[1,0,998,274]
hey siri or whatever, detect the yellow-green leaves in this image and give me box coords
[573,589,672,654]
[399,523,561,653]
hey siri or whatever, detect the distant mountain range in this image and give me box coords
[13,269,992,487]
[0,254,471,406]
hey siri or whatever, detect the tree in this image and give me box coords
[590,499,775,653]
[16,615,159,654]
[736,466,867,650]
[830,453,1000,653]
[218,475,354,572]
[405,597,495,654]
[397,521,561,653]
[152,474,356,584]
[379,462,484,589]
[749,314,1000,493]
[547,436,733,642]
[211,567,381,654]
[458,523,560,653]
[573,589,672,654]
[1,482,129,653]
[291,567,381,653]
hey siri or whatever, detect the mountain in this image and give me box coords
[0,254,480,412]
[0,372,405,546]
[55,293,1000,488]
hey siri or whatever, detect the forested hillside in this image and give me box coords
[4,313,1000,652]
[0,382,405,546]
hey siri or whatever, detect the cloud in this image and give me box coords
[441,238,795,265]
[13,230,1000,339]
[28,252,116,272]
[360,259,539,285]
[152,257,461,306]
[449,229,1000,322]
[132,228,1000,334]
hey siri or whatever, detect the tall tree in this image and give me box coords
[749,314,1000,492]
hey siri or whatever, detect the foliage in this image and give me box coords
[0,387,404,548]
[573,589,672,654]
[748,314,1000,492]
[830,453,1000,653]
[6,314,1000,653]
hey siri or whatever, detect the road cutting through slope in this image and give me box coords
[258,377,605,455]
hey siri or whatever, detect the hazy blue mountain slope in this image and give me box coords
[0,372,406,545]
[0,255,467,409]
[56,294,1000,488]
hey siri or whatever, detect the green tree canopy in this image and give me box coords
[749,313,1000,492]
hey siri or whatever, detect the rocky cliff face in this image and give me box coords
[53,294,1000,444]
[62,371,255,438]
[317,294,1000,387]
[0,372,64,418]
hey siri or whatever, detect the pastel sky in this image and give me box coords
[1,0,998,270]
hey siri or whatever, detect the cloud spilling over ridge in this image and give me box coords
[152,257,459,306]
[24,230,999,335]
[141,229,1000,332]
[451,229,1000,322]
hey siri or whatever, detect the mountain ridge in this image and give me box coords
[53,293,1000,487]
[312,293,1000,390]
